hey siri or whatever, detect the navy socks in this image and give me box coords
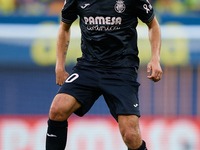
[46,119,68,150]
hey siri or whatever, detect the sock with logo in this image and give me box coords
[46,119,68,150]
[128,140,147,150]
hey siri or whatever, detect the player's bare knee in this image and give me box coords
[122,132,142,149]
[119,115,142,149]
[121,129,140,144]
[49,104,66,121]
[49,94,81,121]
[49,97,67,120]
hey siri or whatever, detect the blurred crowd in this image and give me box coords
[0,0,64,16]
[0,0,200,16]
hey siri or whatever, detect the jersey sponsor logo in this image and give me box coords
[84,16,122,25]
[133,104,139,107]
[86,25,120,31]
[114,0,126,13]
[84,16,122,31]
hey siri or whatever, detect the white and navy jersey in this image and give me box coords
[62,0,154,69]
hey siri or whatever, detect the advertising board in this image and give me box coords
[0,115,199,150]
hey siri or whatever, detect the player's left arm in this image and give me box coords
[146,16,162,82]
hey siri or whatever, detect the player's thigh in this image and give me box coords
[49,93,81,121]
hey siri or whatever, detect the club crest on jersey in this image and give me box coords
[114,0,126,13]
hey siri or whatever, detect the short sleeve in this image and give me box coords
[61,0,78,24]
[134,0,154,23]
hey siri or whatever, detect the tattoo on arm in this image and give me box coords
[64,41,69,55]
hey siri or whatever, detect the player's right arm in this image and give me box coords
[55,21,72,86]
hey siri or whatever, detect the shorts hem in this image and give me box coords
[57,91,82,103]
[116,111,141,118]
[57,91,86,117]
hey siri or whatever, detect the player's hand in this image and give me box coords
[55,69,69,86]
[147,59,162,82]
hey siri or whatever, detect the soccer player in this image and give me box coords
[46,0,162,149]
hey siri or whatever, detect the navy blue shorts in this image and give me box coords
[58,65,141,121]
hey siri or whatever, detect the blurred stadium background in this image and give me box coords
[0,0,200,149]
